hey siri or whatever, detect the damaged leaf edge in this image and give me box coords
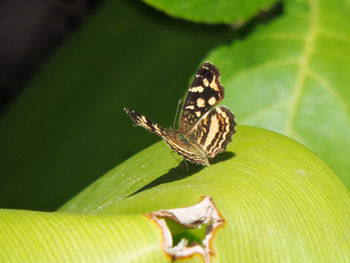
[145,196,225,263]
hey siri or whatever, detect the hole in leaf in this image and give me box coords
[145,196,224,263]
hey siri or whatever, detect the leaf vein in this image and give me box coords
[225,59,299,83]
[240,101,290,123]
[318,30,350,44]
[251,34,305,41]
[307,69,349,114]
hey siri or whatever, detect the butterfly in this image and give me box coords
[124,62,236,166]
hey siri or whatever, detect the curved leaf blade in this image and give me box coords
[61,125,350,262]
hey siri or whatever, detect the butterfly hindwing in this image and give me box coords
[188,106,236,158]
[178,63,224,134]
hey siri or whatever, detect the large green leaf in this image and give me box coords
[202,0,350,186]
[143,0,279,24]
[5,126,344,262]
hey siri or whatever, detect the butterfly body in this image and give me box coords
[125,63,236,166]
[162,129,209,166]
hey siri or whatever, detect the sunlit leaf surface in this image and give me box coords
[204,0,350,186]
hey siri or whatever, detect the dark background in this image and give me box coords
[0,0,234,211]
[0,0,102,113]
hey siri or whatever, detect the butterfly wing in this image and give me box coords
[124,107,210,166]
[188,106,236,158]
[178,63,224,134]
[124,107,164,137]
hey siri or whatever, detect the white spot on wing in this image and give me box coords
[197,98,205,108]
[210,76,219,91]
[190,86,204,93]
[208,97,216,105]
[203,78,209,87]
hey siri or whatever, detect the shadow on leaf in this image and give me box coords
[131,151,235,196]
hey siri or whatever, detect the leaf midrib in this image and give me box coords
[229,0,320,132]
[228,0,350,134]
[285,0,319,136]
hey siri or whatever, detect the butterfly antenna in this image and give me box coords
[172,99,182,129]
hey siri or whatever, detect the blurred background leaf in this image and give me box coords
[203,0,350,187]
[0,0,236,210]
[143,0,279,24]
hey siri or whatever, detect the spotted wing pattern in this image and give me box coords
[179,63,224,134]
[124,62,236,166]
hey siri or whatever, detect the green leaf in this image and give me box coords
[59,125,349,262]
[143,0,279,24]
[202,0,350,187]
[0,210,167,262]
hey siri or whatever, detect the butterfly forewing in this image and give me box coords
[188,106,236,158]
[179,63,224,134]
[124,108,164,137]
